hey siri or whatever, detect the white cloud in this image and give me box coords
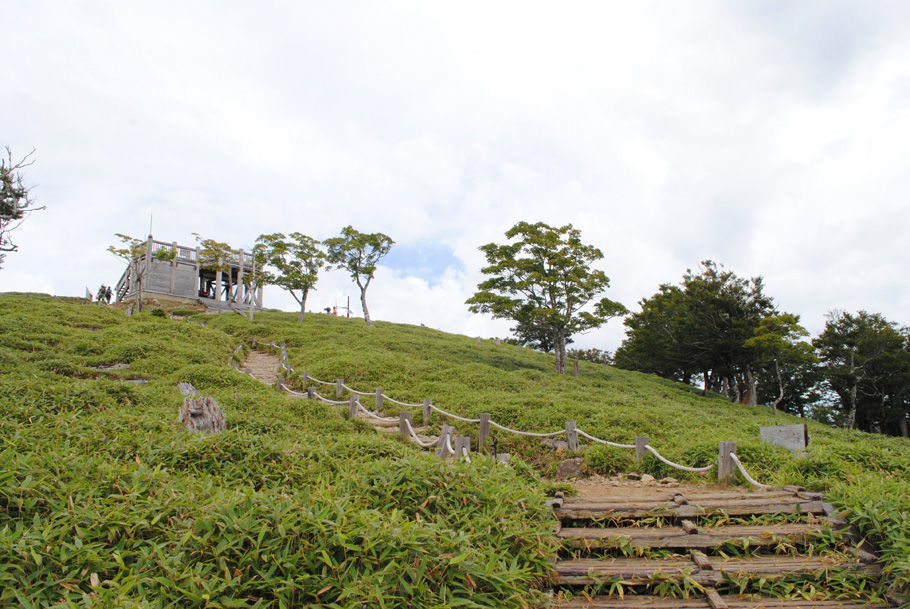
[1,1,909,350]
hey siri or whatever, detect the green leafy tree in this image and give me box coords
[1,147,44,268]
[324,226,394,327]
[745,313,817,414]
[254,232,325,321]
[466,221,626,374]
[814,310,909,435]
[108,234,173,312]
[615,261,776,402]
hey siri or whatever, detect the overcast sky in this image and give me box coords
[2,1,909,350]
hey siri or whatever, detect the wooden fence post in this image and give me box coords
[436,425,455,459]
[478,413,491,452]
[348,395,359,420]
[306,387,315,399]
[476,337,481,345]
[336,379,344,398]
[636,436,649,462]
[718,441,737,483]
[302,371,309,387]
[399,411,411,441]
[453,435,471,458]
[565,421,579,451]
[495,338,501,345]
[375,388,384,410]
[422,398,432,426]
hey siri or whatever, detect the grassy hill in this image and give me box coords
[1,293,907,607]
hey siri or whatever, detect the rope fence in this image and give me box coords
[238,339,774,485]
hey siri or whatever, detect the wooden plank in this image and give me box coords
[705,588,728,609]
[557,597,709,608]
[557,597,886,609]
[555,500,826,520]
[558,523,828,549]
[554,556,879,586]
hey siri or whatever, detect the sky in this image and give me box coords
[2,1,909,351]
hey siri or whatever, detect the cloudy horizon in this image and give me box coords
[2,1,909,350]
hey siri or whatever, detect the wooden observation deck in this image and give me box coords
[114,236,263,311]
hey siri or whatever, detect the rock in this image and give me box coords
[641,474,655,484]
[659,477,678,485]
[556,458,585,479]
[542,438,570,451]
[627,472,641,480]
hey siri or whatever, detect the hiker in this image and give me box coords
[96,285,107,303]
[105,286,113,303]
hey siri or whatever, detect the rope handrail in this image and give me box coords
[444,433,455,456]
[430,404,481,423]
[341,383,377,396]
[309,389,349,406]
[729,452,772,489]
[404,418,439,448]
[358,402,399,423]
[488,420,564,438]
[645,445,714,473]
[384,394,425,408]
[576,428,636,449]
[461,445,471,463]
[239,340,782,481]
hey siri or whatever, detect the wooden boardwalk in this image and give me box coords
[551,487,889,608]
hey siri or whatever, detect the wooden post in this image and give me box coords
[306,387,315,399]
[169,240,177,294]
[375,388,384,410]
[573,358,580,377]
[565,421,579,451]
[636,436,649,462]
[194,246,201,296]
[495,338,501,345]
[215,256,223,302]
[248,256,255,320]
[422,398,432,426]
[236,249,244,303]
[453,435,471,458]
[302,371,309,387]
[399,411,411,441]
[476,337,481,345]
[478,412,491,452]
[336,379,344,398]
[348,395,359,419]
[436,425,455,459]
[718,441,737,483]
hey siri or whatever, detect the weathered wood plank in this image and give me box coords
[555,500,826,520]
[556,596,887,609]
[554,556,879,585]
[558,523,828,549]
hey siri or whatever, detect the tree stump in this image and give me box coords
[179,396,226,433]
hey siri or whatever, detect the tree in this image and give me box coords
[615,261,776,403]
[814,310,909,435]
[254,232,325,321]
[324,226,394,327]
[466,221,626,374]
[1,147,44,269]
[745,314,817,414]
[108,234,171,313]
[510,314,573,352]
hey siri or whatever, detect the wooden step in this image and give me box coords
[555,498,826,520]
[559,523,829,549]
[554,555,881,585]
[556,594,887,608]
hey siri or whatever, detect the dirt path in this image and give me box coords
[243,350,280,386]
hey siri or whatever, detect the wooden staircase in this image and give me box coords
[551,487,888,608]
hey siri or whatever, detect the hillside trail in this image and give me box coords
[241,349,438,445]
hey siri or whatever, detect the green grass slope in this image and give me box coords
[1,294,907,607]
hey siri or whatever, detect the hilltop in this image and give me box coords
[0,293,907,607]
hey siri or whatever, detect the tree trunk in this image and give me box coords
[297,288,308,322]
[134,258,143,313]
[771,359,784,414]
[361,288,373,327]
[899,416,908,438]
[846,352,858,429]
[554,331,566,374]
[744,367,757,406]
